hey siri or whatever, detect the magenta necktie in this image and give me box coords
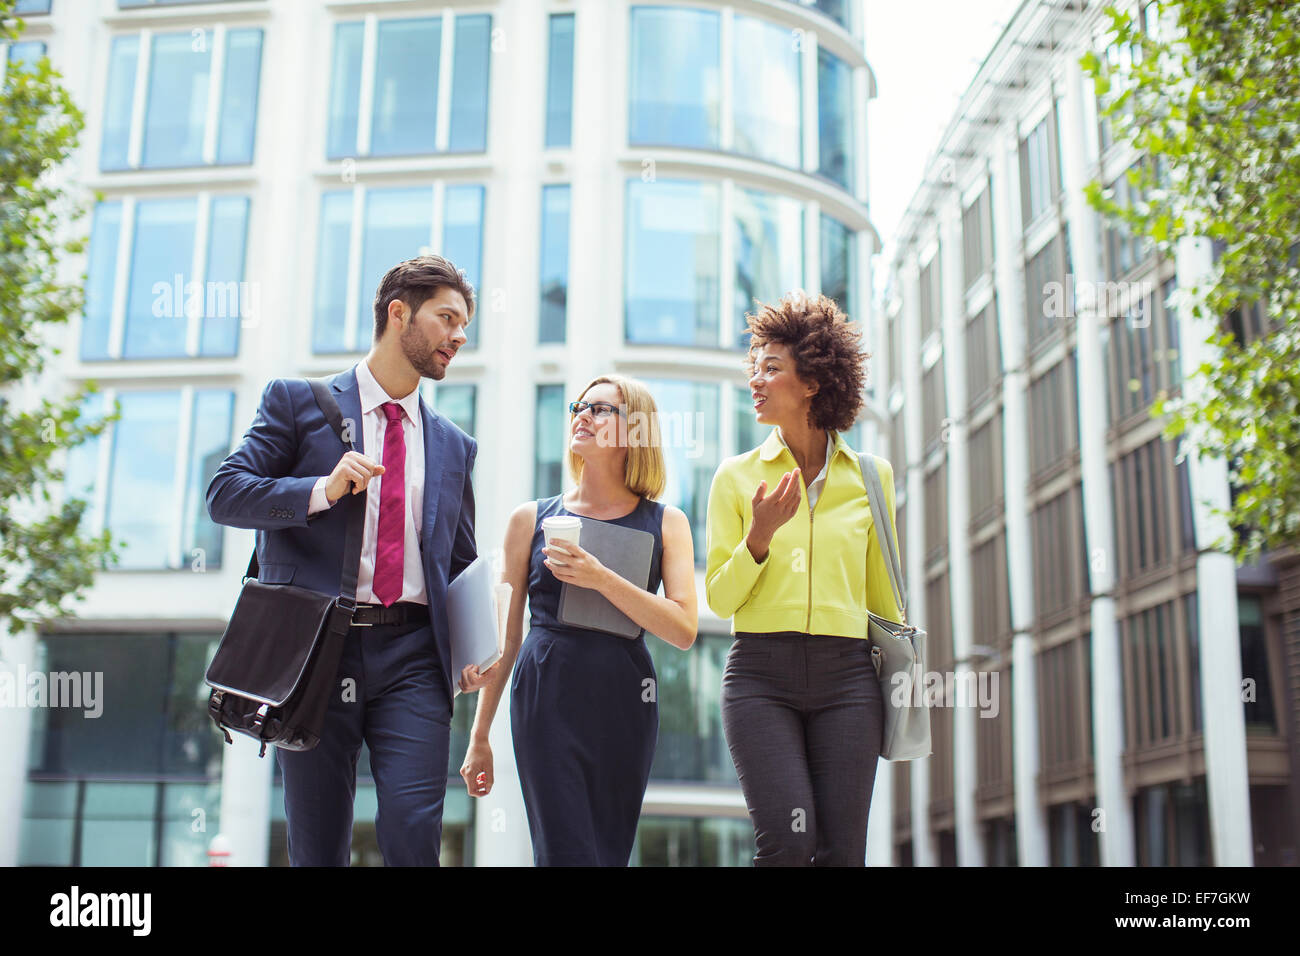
[372,402,406,607]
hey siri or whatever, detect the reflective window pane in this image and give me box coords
[734,188,804,349]
[106,391,181,567]
[15,0,52,14]
[800,0,851,31]
[359,187,433,349]
[370,18,440,157]
[448,14,491,152]
[535,384,565,498]
[646,632,737,782]
[313,191,353,353]
[732,16,801,168]
[161,782,221,866]
[18,782,75,867]
[216,28,262,165]
[81,782,157,867]
[817,48,855,192]
[539,184,570,344]
[100,35,139,171]
[442,184,484,349]
[626,179,720,346]
[142,32,211,168]
[200,195,249,356]
[545,13,575,148]
[81,201,122,360]
[123,197,196,358]
[430,383,477,438]
[735,385,765,454]
[629,7,720,149]
[641,378,720,564]
[820,212,857,320]
[326,21,364,159]
[64,391,108,536]
[185,391,234,570]
[7,40,45,67]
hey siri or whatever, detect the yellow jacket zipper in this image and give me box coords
[805,493,814,634]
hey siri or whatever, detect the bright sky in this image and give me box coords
[865,0,1022,255]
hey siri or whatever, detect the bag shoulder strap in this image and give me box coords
[244,377,365,608]
[857,452,907,617]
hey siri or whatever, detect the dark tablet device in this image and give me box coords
[557,519,655,639]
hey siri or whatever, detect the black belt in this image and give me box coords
[350,601,427,627]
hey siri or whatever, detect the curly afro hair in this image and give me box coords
[743,291,868,433]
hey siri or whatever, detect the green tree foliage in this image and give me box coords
[1,0,119,638]
[1082,0,1300,562]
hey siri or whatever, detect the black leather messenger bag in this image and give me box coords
[204,378,364,756]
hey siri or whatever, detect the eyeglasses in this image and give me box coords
[568,401,623,419]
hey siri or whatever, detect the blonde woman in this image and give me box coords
[458,375,698,866]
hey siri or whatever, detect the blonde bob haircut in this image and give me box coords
[566,374,667,500]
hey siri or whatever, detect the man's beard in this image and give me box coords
[401,321,446,380]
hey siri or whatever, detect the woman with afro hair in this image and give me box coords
[704,291,903,866]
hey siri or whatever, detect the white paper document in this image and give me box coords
[447,555,508,697]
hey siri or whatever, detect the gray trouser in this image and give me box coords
[721,631,884,866]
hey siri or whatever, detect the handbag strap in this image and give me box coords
[857,452,907,618]
[243,377,366,609]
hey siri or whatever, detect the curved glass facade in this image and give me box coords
[629,5,858,192]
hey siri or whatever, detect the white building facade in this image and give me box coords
[0,0,886,866]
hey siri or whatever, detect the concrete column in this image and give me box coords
[938,198,983,866]
[0,627,38,866]
[216,736,274,867]
[1059,57,1136,867]
[900,261,935,866]
[989,125,1049,866]
[1174,233,1254,866]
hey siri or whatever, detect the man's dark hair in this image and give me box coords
[373,254,476,340]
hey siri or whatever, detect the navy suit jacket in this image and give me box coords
[206,365,478,703]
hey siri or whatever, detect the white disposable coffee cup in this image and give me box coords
[541,515,582,566]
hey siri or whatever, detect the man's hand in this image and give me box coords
[325,451,385,503]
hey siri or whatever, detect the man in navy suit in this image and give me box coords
[206,254,479,866]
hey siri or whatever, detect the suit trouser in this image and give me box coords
[276,619,451,866]
[721,630,884,866]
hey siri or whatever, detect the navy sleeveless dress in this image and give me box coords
[510,493,664,866]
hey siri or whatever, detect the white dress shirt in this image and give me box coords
[308,360,427,605]
[775,427,835,514]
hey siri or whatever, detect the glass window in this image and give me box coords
[817,48,855,191]
[442,184,485,350]
[642,378,720,565]
[820,213,857,321]
[1019,109,1061,227]
[142,31,212,168]
[645,632,737,783]
[103,28,262,171]
[371,18,441,156]
[6,40,45,67]
[313,184,485,354]
[545,13,575,148]
[539,184,571,344]
[329,14,491,159]
[628,7,721,149]
[75,389,233,569]
[100,35,139,171]
[428,383,477,438]
[124,197,197,358]
[81,201,123,361]
[185,390,236,569]
[15,0,52,14]
[88,194,250,361]
[535,384,566,498]
[1239,596,1276,732]
[449,15,491,152]
[120,0,246,5]
[359,186,433,347]
[797,0,851,31]
[734,188,803,349]
[625,179,720,346]
[216,29,263,165]
[106,392,182,568]
[732,15,801,168]
[326,22,364,160]
[633,815,755,866]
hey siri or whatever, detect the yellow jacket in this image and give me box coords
[704,427,902,638]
